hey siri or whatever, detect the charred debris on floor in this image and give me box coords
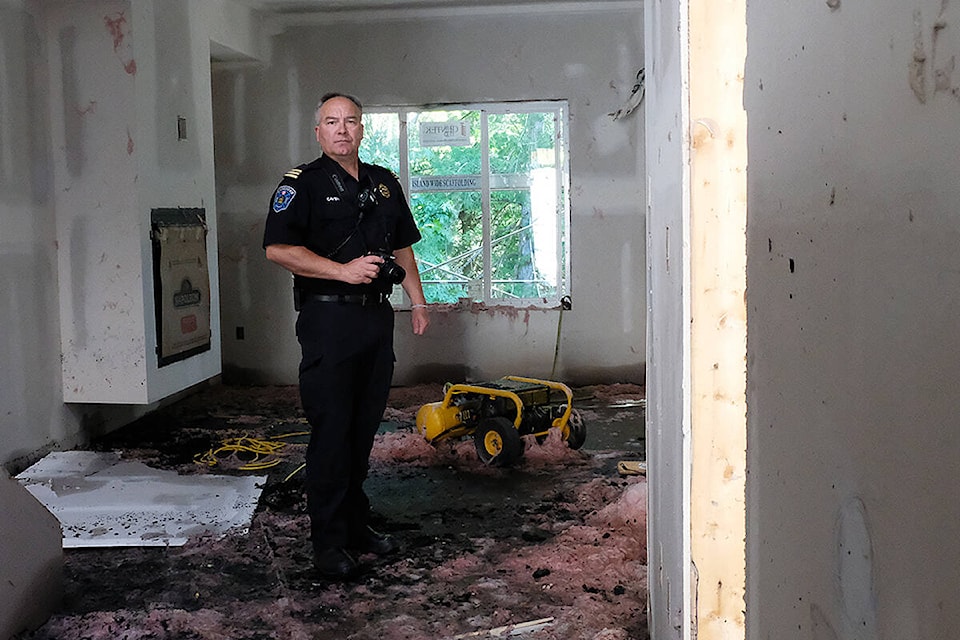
[19,382,648,640]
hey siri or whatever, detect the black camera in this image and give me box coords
[367,251,406,284]
[357,186,379,212]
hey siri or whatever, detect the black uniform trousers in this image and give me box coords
[295,297,395,550]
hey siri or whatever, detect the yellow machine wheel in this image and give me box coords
[562,408,587,450]
[473,417,523,466]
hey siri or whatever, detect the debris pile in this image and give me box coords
[19,383,648,640]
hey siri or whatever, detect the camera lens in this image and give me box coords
[367,251,406,285]
[357,187,378,211]
[381,259,406,284]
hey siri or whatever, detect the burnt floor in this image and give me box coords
[17,382,648,640]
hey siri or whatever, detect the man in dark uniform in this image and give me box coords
[263,93,429,579]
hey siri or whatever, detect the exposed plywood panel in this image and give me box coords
[646,0,747,636]
[688,0,747,636]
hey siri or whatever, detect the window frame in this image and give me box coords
[363,100,571,310]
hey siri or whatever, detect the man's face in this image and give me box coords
[315,97,363,162]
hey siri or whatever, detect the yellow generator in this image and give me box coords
[415,376,586,466]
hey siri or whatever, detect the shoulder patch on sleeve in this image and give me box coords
[272,185,297,212]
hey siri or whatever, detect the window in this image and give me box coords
[361,101,570,308]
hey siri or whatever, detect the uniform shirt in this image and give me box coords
[263,154,421,296]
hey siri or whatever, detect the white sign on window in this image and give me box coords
[411,175,481,191]
[419,120,471,147]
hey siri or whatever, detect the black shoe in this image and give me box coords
[313,547,359,579]
[352,526,398,556]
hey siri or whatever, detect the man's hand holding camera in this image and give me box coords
[338,253,390,285]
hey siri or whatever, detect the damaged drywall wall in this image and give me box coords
[745,0,960,637]
[213,7,646,388]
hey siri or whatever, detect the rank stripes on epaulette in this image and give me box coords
[284,168,303,179]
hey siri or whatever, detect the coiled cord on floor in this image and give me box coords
[194,432,309,472]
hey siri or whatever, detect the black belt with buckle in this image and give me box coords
[301,292,389,306]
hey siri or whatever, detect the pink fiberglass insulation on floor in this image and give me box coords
[16,383,648,640]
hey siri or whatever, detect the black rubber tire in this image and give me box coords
[563,409,587,450]
[473,416,524,466]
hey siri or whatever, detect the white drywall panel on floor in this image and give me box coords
[17,451,265,548]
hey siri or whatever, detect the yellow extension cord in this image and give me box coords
[194,432,309,478]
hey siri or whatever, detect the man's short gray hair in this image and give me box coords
[315,93,363,123]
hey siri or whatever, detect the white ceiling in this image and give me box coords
[251,0,565,9]
[243,0,625,15]
[214,0,637,57]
